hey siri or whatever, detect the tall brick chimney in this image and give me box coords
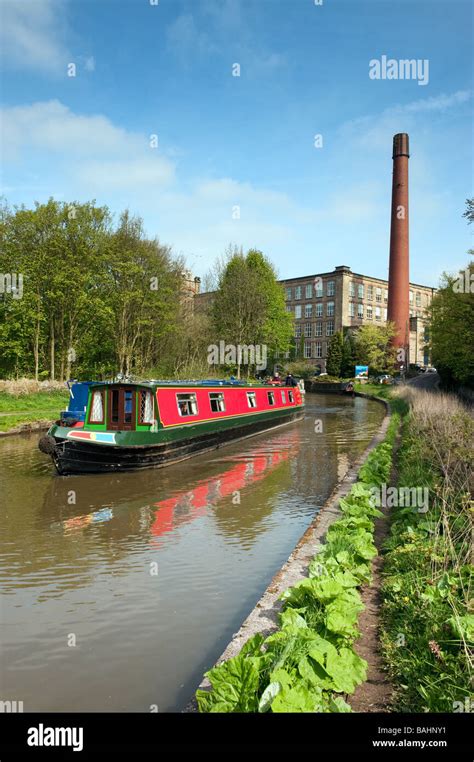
[387,133,410,364]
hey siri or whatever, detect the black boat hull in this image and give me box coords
[49,410,304,475]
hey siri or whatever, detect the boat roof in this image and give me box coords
[88,379,282,389]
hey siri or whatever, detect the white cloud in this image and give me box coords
[400,90,471,113]
[0,0,96,76]
[339,90,472,150]
[165,3,285,74]
[1,100,175,188]
[78,158,174,190]
[0,0,69,73]
[2,100,136,158]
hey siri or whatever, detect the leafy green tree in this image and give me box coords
[429,262,474,388]
[0,198,113,380]
[104,211,182,376]
[0,199,190,381]
[326,331,343,377]
[283,360,315,379]
[355,323,397,374]
[211,248,293,377]
[341,330,357,377]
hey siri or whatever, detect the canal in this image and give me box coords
[0,393,384,712]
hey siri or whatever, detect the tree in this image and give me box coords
[355,323,397,374]
[0,199,188,381]
[326,331,343,377]
[341,329,357,377]
[428,201,474,389]
[429,262,474,388]
[211,248,293,377]
[462,197,474,225]
[284,360,317,379]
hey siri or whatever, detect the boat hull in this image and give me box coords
[47,408,304,475]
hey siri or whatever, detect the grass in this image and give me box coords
[380,388,473,712]
[0,390,69,432]
[354,382,409,416]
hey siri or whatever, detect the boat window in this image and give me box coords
[246,392,257,408]
[209,392,226,413]
[139,389,154,424]
[111,389,119,423]
[89,390,104,423]
[176,393,198,416]
[288,390,294,403]
[124,390,133,424]
[281,390,286,404]
[267,391,275,406]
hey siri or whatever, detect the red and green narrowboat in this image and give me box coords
[39,379,305,475]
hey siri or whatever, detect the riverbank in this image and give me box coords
[0,388,69,434]
[190,393,394,712]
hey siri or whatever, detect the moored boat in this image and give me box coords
[39,379,305,475]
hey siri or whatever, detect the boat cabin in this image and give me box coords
[83,380,302,433]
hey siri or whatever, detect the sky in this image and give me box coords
[0,0,472,287]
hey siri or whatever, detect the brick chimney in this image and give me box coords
[387,133,410,363]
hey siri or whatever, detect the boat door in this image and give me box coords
[108,386,136,431]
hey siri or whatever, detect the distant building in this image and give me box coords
[280,265,434,371]
[181,270,201,299]
[195,264,435,371]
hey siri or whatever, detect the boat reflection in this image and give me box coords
[150,446,292,545]
[45,430,301,548]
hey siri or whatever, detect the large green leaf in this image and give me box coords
[325,600,361,637]
[324,647,368,693]
[271,682,323,712]
[196,654,260,713]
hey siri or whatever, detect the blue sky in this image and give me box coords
[1,0,472,287]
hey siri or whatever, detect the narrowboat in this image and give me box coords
[38,379,305,475]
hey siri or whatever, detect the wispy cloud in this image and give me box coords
[398,90,471,113]
[166,13,218,63]
[0,0,69,74]
[166,1,286,74]
[1,100,175,188]
[0,0,96,76]
[339,90,472,151]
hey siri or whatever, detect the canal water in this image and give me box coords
[0,393,384,712]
